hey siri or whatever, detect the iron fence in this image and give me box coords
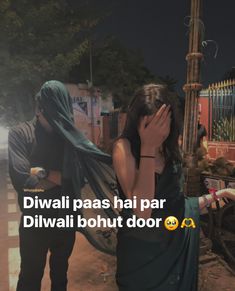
[208,80,235,142]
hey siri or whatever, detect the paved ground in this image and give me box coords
[0,143,235,291]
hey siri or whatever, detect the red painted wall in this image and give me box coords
[199,94,235,165]
[199,97,209,137]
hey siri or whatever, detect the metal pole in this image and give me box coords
[182,0,204,196]
[183,0,203,164]
[89,36,95,143]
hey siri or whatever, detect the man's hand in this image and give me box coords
[30,167,62,190]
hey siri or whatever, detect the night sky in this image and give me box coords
[96,0,235,94]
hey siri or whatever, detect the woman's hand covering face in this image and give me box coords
[138,104,171,149]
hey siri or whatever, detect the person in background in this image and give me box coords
[196,111,207,150]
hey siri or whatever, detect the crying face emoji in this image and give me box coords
[164,216,179,231]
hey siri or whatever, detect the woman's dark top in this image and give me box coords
[116,160,185,241]
[115,158,200,291]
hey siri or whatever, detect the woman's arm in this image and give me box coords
[199,188,235,213]
[113,104,171,219]
[198,193,219,212]
[113,138,156,219]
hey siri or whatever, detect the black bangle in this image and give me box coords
[140,155,155,159]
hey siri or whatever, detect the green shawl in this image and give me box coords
[37,80,118,255]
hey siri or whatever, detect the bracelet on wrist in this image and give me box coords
[140,155,155,159]
[209,188,220,202]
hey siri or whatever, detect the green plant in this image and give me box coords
[212,116,235,141]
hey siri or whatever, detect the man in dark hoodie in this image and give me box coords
[9,80,118,291]
[8,85,76,291]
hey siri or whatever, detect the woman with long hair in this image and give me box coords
[112,83,235,290]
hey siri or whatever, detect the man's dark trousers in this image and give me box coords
[16,217,76,291]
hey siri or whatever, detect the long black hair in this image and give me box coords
[119,83,182,167]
